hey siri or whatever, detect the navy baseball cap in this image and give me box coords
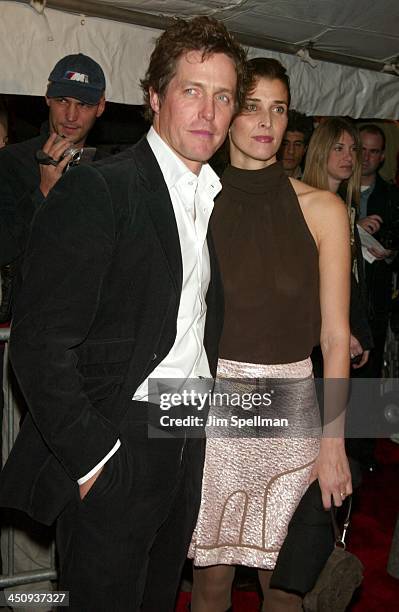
[46,53,105,104]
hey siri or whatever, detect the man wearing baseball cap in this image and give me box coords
[0,53,106,270]
[44,53,106,160]
[36,53,106,199]
[0,52,105,610]
[47,53,106,105]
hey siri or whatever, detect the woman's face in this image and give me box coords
[327,131,357,184]
[229,77,289,170]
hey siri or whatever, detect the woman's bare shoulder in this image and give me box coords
[289,178,347,218]
[289,178,349,247]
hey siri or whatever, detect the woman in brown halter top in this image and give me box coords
[189,58,352,611]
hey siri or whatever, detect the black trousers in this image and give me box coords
[56,407,205,611]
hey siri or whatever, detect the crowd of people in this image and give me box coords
[0,14,398,612]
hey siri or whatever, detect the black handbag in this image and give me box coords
[303,495,364,612]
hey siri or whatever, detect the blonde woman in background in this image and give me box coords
[303,117,371,371]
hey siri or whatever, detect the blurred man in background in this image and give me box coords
[279,110,313,178]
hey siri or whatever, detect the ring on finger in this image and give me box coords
[35,149,59,166]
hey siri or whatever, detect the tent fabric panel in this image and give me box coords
[311,29,399,62]
[328,2,399,36]
[0,2,157,105]
[226,13,325,44]
[253,0,399,35]
[248,47,399,120]
[0,1,398,118]
[111,0,243,14]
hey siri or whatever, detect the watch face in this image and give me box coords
[64,146,97,172]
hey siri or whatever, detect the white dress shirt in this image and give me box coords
[78,127,221,483]
[134,127,221,398]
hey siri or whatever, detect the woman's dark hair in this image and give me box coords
[286,110,313,145]
[141,16,249,121]
[247,57,291,107]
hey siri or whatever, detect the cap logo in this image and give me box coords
[64,71,89,83]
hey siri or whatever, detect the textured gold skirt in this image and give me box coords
[189,357,320,569]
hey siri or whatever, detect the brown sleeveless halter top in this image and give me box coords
[211,161,321,365]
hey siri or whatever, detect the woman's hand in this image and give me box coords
[309,438,352,509]
[358,214,382,235]
[350,334,369,369]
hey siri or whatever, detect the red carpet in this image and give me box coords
[176,439,399,611]
[348,439,399,611]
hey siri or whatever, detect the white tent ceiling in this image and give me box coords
[1,0,398,118]
[42,0,399,72]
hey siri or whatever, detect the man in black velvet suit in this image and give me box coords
[0,17,248,612]
[0,54,106,603]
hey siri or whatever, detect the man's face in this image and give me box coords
[279,130,306,172]
[150,50,237,174]
[360,131,385,179]
[46,95,105,147]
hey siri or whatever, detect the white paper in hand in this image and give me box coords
[357,224,387,263]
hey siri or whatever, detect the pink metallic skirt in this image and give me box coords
[189,357,320,569]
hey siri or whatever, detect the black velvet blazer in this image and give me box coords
[0,137,223,524]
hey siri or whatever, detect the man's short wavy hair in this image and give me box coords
[141,16,249,122]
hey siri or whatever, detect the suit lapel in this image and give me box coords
[206,229,223,310]
[133,138,183,292]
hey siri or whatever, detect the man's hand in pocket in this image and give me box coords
[79,467,104,500]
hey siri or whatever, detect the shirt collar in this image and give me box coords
[146,126,221,198]
[360,178,376,194]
